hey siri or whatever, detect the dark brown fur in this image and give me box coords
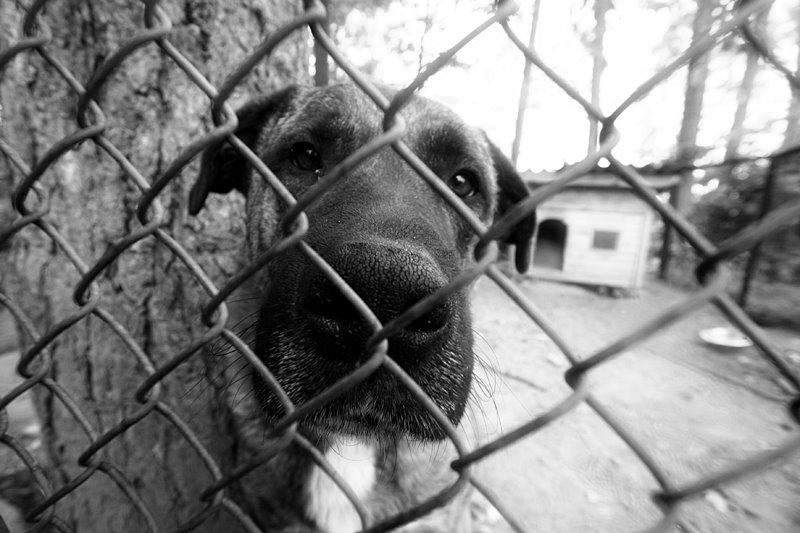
[191,83,535,531]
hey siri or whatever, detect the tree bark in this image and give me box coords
[659,0,717,280]
[0,1,307,532]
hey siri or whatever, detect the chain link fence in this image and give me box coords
[0,0,799,531]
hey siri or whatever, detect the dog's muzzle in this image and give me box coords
[300,241,455,363]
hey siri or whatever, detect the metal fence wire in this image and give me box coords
[1,0,799,531]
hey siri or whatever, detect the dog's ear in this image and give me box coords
[189,86,300,215]
[487,140,537,273]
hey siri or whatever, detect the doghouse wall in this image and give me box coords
[530,190,653,288]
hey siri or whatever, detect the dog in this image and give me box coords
[189,83,536,532]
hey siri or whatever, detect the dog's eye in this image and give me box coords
[447,171,479,198]
[289,142,323,172]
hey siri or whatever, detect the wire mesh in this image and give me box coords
[0,0,798,531]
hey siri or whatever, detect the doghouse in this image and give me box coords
[523,171,678,290]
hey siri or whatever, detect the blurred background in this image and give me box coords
[326,0,798,169]
[318,0,800,329]
[303,1,800,531]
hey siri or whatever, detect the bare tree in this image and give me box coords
[724,7,771,159]
[0,2,307,531]
[782,11,800,148]
[724,49,759,159]
[314,0,332,86]
[740,9,800,305]
[587,0,612,156]
[659,0,718,280]
[511,0,541,165]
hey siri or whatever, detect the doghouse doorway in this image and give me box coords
[533,219,567,270]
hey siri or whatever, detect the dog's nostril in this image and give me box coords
[306,280,449,333]
[306,283,360,320]
[407,302,450,333]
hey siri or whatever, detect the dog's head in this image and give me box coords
[191,84,535,442]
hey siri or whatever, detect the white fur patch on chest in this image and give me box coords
[305,437,376,532]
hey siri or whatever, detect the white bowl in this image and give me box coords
[699,326,753,350]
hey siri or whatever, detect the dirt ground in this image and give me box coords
[0,278,799,532]
[468,277,800,533]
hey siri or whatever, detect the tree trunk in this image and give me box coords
[0,1,307,532]
[725,49,759,158]
[740,9,800,304]
[510,0,541,166]
[724,7,770,159]
[587,0,611,157]
[724,49,758,159]
[782,10,800,148]
[659,0,717,280]
[314,0,331,86]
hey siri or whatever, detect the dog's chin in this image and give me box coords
[298,369,467,441]
[254,364,470,442]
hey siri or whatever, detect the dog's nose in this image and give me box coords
[301,242,453,362]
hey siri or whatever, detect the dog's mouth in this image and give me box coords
[267,365,469,440]
[250,243,474,441]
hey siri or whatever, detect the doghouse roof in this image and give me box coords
[522,171,679,192]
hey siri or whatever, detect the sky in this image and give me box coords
[327,0,799,173]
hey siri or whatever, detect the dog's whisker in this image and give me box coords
[230,387,255,411]
[179,352,244,405]
[225,296,265,303]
